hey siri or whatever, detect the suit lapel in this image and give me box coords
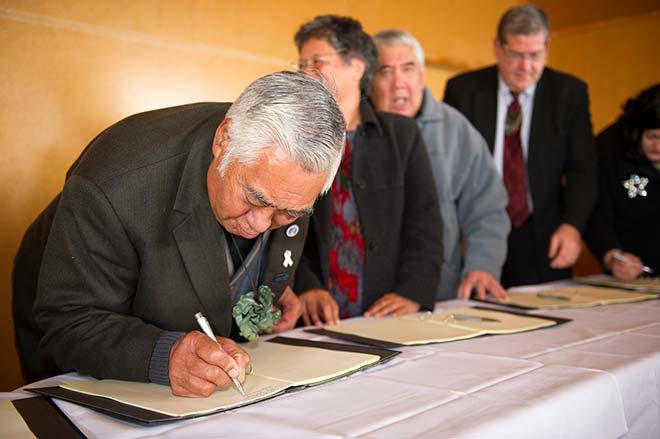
[170,113,233,336]
[528,71,552,157]
[173,203,233,336]
[527,70,551,201]
[262,217,310,299]
[475,69,499,152]
[312,193,332,284]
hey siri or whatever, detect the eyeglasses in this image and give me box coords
[501,45,546,63]
[292,51,345,71]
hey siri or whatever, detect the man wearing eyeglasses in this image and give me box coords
[444,4,597,287]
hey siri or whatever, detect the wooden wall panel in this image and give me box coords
[1,0,656,390]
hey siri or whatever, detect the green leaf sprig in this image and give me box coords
[232,285,281,341]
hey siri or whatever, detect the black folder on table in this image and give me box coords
[480,285,659,310]
[11,396,87,438]
[574,276,660,293]
[28,337,399,425]
[307,306,571,348]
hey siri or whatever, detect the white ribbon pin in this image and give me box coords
[282,250,293,267]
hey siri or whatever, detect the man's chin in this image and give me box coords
[224,223,260,239]
[512,75,538,91]
[236,228,260,239]
[390,102,411,117]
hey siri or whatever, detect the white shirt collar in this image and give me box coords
[497,75,537,101]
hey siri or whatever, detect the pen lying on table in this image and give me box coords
[194,312,247,397]
[450,313,500,323]
[612,252,654,275]
[536,293,571,301]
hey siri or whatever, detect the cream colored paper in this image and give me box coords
[243,341,377,385]
[61,342,379,417]
[324,307,555,346]
[488,286,659,309]
[575,276,660,293]
[0,400,37,439]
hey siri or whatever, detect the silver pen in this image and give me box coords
[451,313,500,323]
[537,293,571,301]
[612,252,654,275]
[194,312,246,396]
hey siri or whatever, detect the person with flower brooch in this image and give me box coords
[292,15,443,326]
[585,84,660,279]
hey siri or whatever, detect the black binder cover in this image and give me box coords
[28,336,399,425]
[306,306,572,348]
[12,396,87,438]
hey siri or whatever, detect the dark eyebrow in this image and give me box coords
[286,206,315,218]
[246,186,314,218]
[247,187,275,208]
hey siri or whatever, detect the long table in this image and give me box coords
[4,285,660,438]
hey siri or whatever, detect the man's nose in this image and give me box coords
[519,57,533,70]
[393,70,406,87]
[246,208,273,234]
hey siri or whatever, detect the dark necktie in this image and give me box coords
[503,92,530,227]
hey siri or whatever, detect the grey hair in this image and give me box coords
[373,29,426,70]
[220,71,346,194]
[294,15,378,97]
[497,4,550,45]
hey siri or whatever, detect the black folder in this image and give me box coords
[306,306,571,348]
[28,337,399,425]
[12,396,87,438]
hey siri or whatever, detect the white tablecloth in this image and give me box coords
[4,288,659,438]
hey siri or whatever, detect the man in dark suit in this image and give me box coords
[444,4,597,287]
[26,71,345,397]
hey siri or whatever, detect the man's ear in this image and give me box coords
[212,118,231,158]
[351,57,366,84]
[492,38,501,59]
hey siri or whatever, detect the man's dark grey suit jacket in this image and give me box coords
[26,103,307,382]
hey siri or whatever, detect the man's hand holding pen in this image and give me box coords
[168,331,250,398]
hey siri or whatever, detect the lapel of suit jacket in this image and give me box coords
[475,67,499,152]
[173,204,232,336]
[311,193,332,285]
[527,69,552,201]
[171,115,233,337]
[262,217,310,298]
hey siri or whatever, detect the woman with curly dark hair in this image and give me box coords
[585,84,660,280]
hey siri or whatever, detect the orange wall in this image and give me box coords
[549,11,660,132]
[1,1,657,391]
[0,0,519,392]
